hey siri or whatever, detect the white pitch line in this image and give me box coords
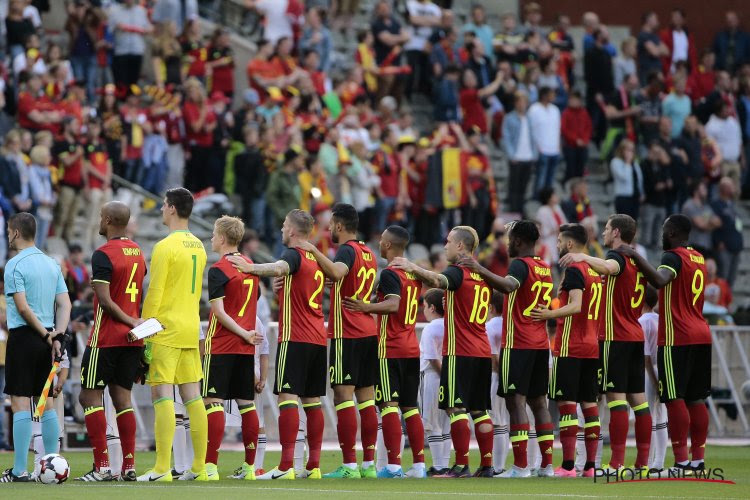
[70,484,745,500]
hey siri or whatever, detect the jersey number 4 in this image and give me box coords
[126,263,139,303]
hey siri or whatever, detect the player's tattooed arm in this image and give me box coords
[616,245,674,289]
[391,257,449,289]
[294,240,348,281]
[558,253,619,275]
[456,256,518,294]
[228,256,290,277]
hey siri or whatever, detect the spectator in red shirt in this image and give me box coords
[180,17,208,81]
[459,66,503,134]
[16,71,62,133]
[52,117,85,241]
[207,28,235,98]
[182,78,217,191]
[560,90,592,182]
[659,8,698,75]
[371,127,401,233]
[83,118,112,252]
[687,49,716,103]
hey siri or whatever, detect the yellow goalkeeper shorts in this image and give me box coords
[146,343,203,385]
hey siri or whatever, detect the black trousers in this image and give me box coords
[614,195,641,221]
[185,146,212,192]
[507,160,534,216]
[112,54,143,87]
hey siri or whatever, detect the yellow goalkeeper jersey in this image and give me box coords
[143,230,207,348]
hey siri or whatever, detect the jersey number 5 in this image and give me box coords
[126,263,139,303]
[631,272,645,309]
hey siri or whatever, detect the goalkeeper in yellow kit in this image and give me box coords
[137,188,208,482]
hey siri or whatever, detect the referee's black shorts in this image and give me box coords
[4,326,53,397]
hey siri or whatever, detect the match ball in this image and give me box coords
[37,453,70,484]
[742,380,750,402]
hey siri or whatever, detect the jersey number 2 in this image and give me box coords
[309,270,324,309]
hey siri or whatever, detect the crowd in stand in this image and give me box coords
[0,0,745,315]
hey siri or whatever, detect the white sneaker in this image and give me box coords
[178,469,208,481]
[136,470,172,482]
[499,465,532,478]
[404,465,427,478]
[537,464,555,477]
[256,467,295,480]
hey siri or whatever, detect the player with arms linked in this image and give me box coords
[77,202,146,482]
[559,214,652,473]
[202,216,263,481]
[617,214,711,474]
[460,220,556,478]
[343,226,427,478]
[295,203,380,479]
[393,226,495,478]
[530,224,601,478]
[230,209,327,480]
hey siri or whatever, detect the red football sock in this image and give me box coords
[381,407,402,465]
[633,403,652,468]
[510,423,530,469]
[450,414,471,466]
[85,406,109,471]
[404,409,425,463]
[558,403,578,466]
[336,401,358,464]
[582,405,600,467]
[687,402,708,461]
[536,422,554,467]
[205,403,225,465]
[278,401,299,471]
[666,400,690,463]
[473,413,494,467]
[607,400,629,468]
[239,404,259,466]
[116,408,137,472]
[304,403,324,470]
[358,401,378,463]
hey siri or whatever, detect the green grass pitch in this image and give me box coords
[1,446,747,498]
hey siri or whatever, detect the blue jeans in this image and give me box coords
[139,160,168,195]
[374,196,396,234]
[534,154,560,196]
[248,196,274,244]
[71,55,97,103]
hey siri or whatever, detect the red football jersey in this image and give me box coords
[278,248,327,346]
[658,247,711,346]
[502,256,553,350]
[376,267,422,359]
[599,250,645,342]
[89,237,147,347]
[328,240,377,339]
[443,265,492,357]
[205,253,259,355]
[554,262,600,358]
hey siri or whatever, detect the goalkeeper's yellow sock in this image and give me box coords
[154,397,176,474]
[185,396,208,473]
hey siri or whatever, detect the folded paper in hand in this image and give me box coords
[128,318,164,342]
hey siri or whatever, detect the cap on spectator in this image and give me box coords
[210,90,231,104]
[268,86,284,102]
[397,135,416,148]
[417,137,431,148]
[243,88,260,106]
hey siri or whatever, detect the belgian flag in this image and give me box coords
[424,148,468,210]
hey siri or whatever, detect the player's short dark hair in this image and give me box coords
[607,214,636,243]
[8,212,36,241]
[559,223,588,246]
[385,225,410,249]
[645,284,658,309]
[490,290,504,313]
[331,203,359,233]
[509,220,539,246]
[165,187,194,219]
[286,209,314,235]
[423,288,445,316]
[429,251,444,268]
[665,214,692,240]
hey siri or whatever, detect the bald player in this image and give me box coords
[77,202,147,481]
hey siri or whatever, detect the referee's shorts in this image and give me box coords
[146,343,202,385]
[5,326,53,397]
